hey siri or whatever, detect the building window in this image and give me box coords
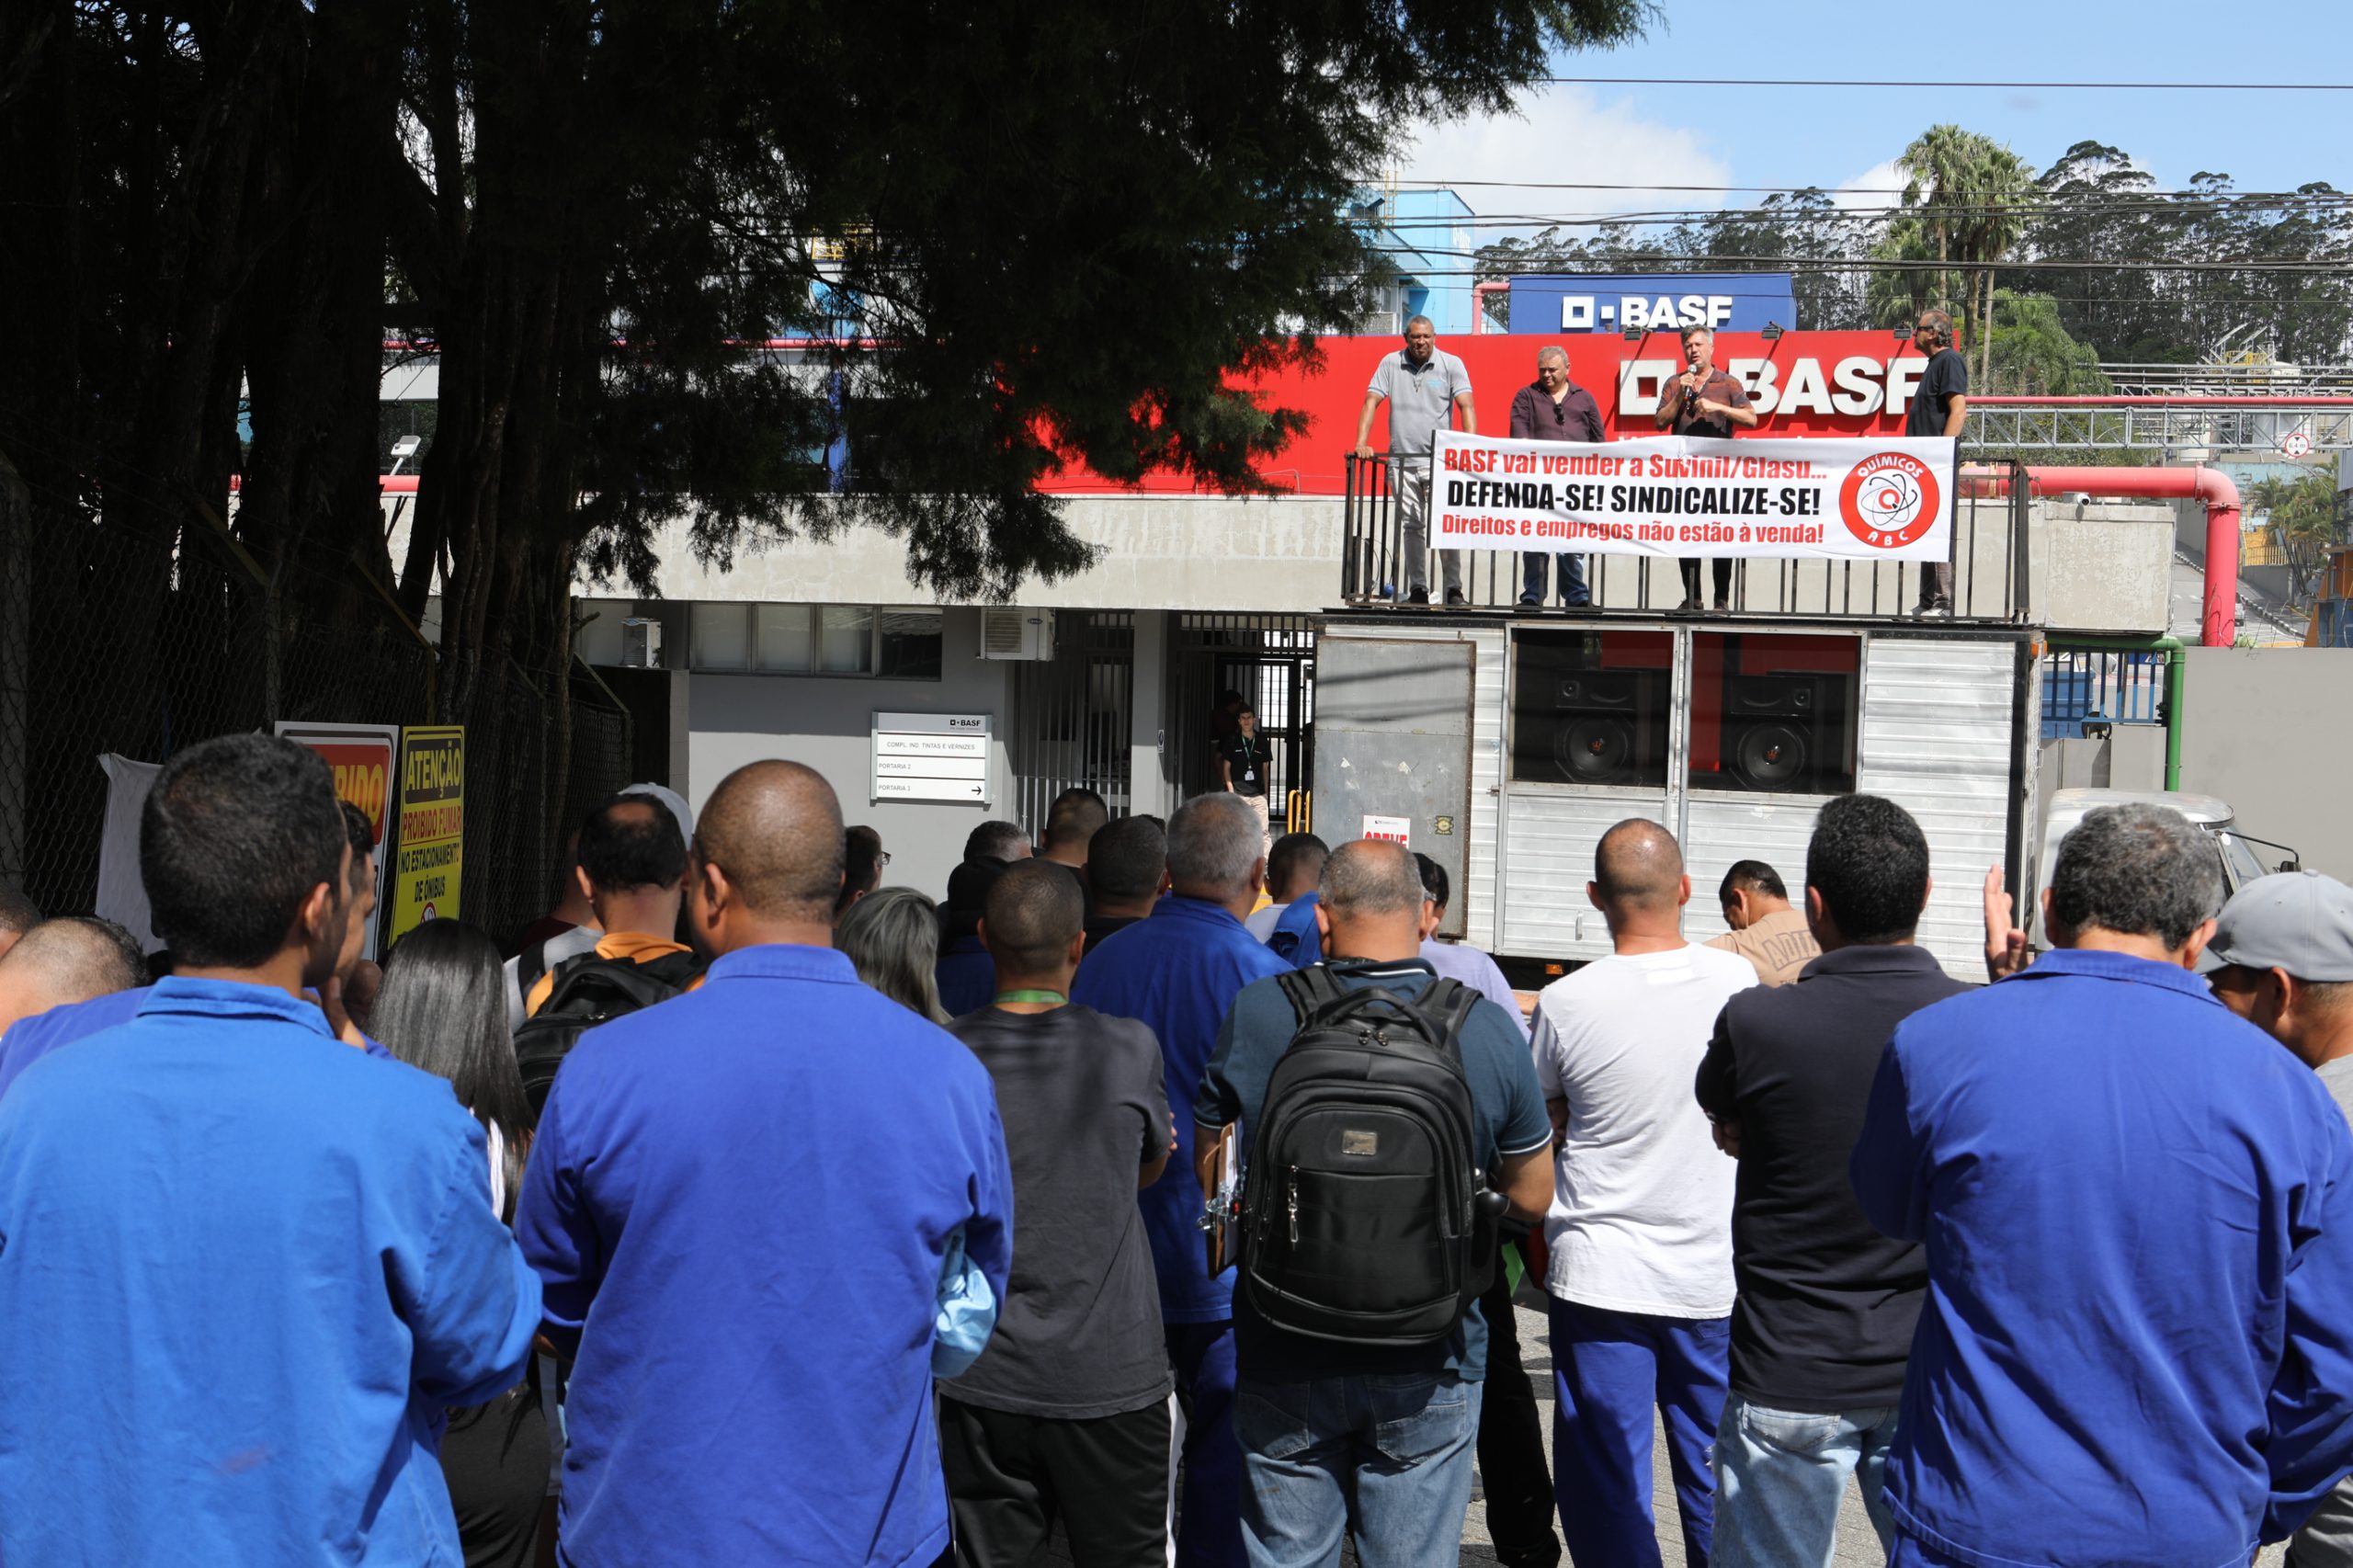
[1689,632,1859,797]
[755,606,813,673]
[691,603,941,679]
[1510,630,1673,787]
[692,604,752,671]
[878,610,945,679]
[820,607,874,674]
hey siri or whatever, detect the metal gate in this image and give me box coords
[1169,614,1317,829]
[1008,612,1134,835]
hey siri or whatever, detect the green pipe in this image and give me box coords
[2047,634,2186,790]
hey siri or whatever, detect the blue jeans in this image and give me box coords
[1711,1393,1897,1568]
[1520,552,1590,606]
[1233,1371,1483,1568]
[1547,1296,1730,1568]
[1167,1322,1246,1568]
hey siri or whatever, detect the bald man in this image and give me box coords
[0,885,40,963]
[516,759,1013,1568]
[1530,819,1756,1568]
[0,908,149,1092]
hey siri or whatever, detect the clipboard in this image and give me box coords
[1202,1123,1240,1277]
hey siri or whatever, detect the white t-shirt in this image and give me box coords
[1531,942,1756,1318]
[1244,903,1290,943]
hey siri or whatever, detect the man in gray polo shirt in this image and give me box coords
[2203,869,2353,1567]
[1354,315,1478,606]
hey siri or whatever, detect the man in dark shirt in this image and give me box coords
[1512,346,1604,609]
[941,861,1176,1568]
[1197,840,1554,1567]
[1693,795,1965,1564]
[1654,324,1758,612]
[1904,309,1970,616]
[1215,706,1273,854]
[1083,816,1168,953]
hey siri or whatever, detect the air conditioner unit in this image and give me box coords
[979,608,1055,661]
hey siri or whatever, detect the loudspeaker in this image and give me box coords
[1722,675,1832,793]
[1552,670,1666,786]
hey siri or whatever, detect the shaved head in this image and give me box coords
[0,916,146,1037]
[1594,818,1685,914]
[696,761,846,922]
[982,860,1086,976]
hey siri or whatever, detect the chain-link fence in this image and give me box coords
[0,474,633,951]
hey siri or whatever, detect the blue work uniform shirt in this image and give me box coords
[0,985,393,1101]
[1196,959,1552,1383]
[0,976,540,1566]
[1268,892,1323,967]
[516,942,1014,1568]
[0,984,149,1097]
[1072,895,1290,1323]
[1851,948,2353,1565]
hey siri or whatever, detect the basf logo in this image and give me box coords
[1507,273,1799,336]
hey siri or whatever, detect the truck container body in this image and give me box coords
[1311,615,2043,983]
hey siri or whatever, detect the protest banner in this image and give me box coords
[1429,431,1956,562]
[386,726,464,945]
[276,722,401,960]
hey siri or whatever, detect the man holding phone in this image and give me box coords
[1654,325,1757,613]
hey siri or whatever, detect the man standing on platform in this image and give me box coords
[1654,325,1757,612]
[1355,315,1477,607]
[1514,345,1603,610]
[1906,309,1970,617]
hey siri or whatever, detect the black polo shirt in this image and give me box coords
[1214,732,1268,798]
[1693,943,1969,1411]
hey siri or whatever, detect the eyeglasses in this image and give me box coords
[877,850,892,867]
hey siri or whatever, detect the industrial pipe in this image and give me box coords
[1962,464,2243,648]
[1472,280,1509,335]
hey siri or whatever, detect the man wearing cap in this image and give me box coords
[2207,869,2353,1567]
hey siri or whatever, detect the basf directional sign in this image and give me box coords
[872,711,993,805]
[1508,273,1798,336]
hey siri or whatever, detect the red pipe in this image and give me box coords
[1965,464,2242,646]
[1968,395,2353,408]
[1471,281,1508,335]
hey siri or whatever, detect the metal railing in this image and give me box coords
[1341,451,2031,622]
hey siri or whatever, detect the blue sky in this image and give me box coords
[1404,0,2350,232]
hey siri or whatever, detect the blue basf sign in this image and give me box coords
[1508,273,1798,335]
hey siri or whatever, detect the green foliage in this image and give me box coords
[1986,290,2110,397]
[2249,459,2344,606]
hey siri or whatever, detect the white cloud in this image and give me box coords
[1832,157,1907,210]
[1398,85,1734,237]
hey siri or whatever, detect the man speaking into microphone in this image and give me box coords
[1653,324,1757,612]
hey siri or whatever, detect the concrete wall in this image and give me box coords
[645,495,1343,614]
[2030,502,2175,636]
[677,608,1017,902]
[2178,647,2353,876]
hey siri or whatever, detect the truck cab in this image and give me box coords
[2030,788,2300,949]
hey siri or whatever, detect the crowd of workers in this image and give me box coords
[0,733,2349,1568]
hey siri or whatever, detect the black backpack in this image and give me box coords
[1237,967,1506,1346]
[513,948,701,1117]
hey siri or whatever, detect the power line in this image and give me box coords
[1530,75,2353,91]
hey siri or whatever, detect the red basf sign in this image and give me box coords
[1038,331,1938,498]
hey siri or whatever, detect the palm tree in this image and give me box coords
[1894,126,2041,389]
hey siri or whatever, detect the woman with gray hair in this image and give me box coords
[836,886,950,1025]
